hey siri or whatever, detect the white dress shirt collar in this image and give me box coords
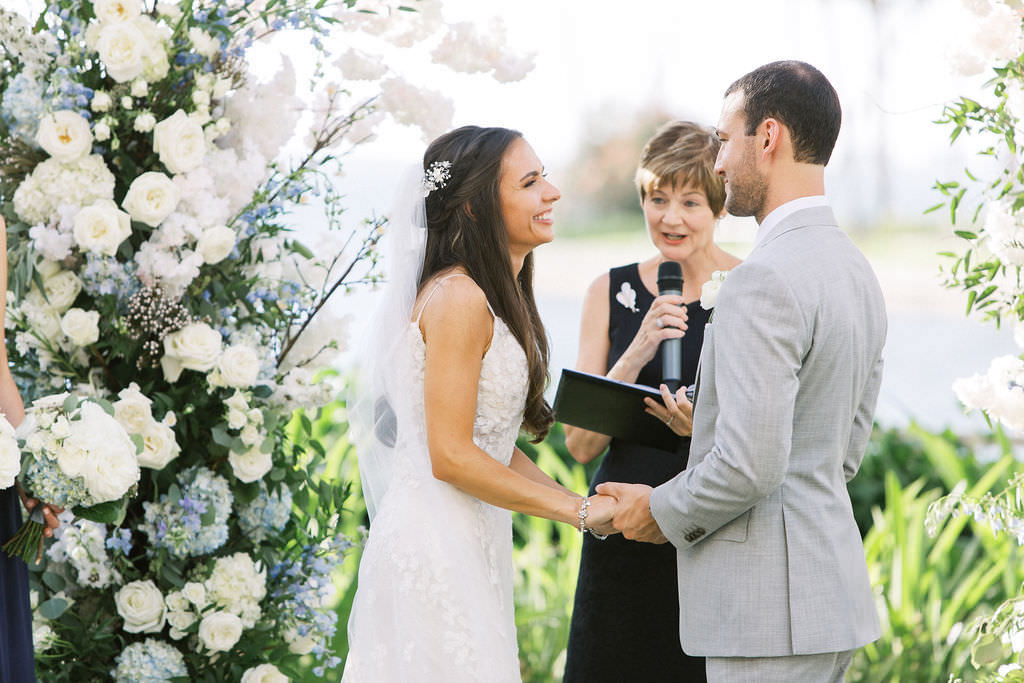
[754,195,830,248]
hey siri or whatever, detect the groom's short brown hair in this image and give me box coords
[635,120,725,215]
[725,60,841,165]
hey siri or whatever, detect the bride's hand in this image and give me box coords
[585,493,619,537]
[643,383,693,436]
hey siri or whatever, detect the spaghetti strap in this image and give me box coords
[413,273,494,324]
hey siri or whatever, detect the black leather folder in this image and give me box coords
[552,368,682,452]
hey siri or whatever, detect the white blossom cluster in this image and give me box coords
[224,390,272,483]
[948,0,1024,76]
[954,355,1024,431]
[0,8,56,78]
[47,517,122,589]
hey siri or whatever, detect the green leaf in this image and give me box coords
[62,394,79,414]
[252,384,273,399]
[73,498,127,525]
[954,230,978,240]
[41,570,65,593]
[37,597,69,620]
[211,425,234,448]
[167,483,182,506]
[130,433,145,455]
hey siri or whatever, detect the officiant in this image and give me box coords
[562,120,741,682]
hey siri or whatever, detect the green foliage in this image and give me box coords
[850,441,1024,682]
[849,423,988,536]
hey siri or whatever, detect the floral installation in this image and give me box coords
[615,281,638,312]
[0,0,531,678]
[699,270,727,310]
[925,0,1024,679]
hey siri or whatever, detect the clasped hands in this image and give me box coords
[582,483,668,544]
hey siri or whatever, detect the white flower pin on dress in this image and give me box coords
[616,281,638,313]
[700,270,728,310]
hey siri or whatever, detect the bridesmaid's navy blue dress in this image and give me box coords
[0,486,35,682]
[564,263,708,683]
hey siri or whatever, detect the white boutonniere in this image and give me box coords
[700,271,728,310]
[615,282,639,312]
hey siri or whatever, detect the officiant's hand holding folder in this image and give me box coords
[553,368,688,452]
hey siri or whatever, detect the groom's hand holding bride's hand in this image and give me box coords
[594,482,667,544]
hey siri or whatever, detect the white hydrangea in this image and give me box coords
[135,241,204,300]
[13,155,116,226]
[205,552,266,627]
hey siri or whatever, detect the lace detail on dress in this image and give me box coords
[342,314,528,682]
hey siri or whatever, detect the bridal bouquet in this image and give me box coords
[3,393,143,564]
[0,0,531,678]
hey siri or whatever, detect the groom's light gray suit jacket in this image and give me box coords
[649,206,885,658]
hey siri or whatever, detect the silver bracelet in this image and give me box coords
[577,497,609,541]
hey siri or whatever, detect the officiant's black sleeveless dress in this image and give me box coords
[0,486,36,682]
[564,263,708,683]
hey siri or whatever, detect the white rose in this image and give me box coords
[93,121,111,142]
[41,270,83,313]
[91,92,112,113]
[197,225,236,265]
[64,402,140,503]
[113,383,153,434]
[285,627,317,655]
[198,612,243,652]
[153,110,207,175]
[228,445,272,483]
[94,0,142,24]
[137,419,180,470]
[217,345,260,388]
[192,90,210,108]
[699,270,728,310]
[121,96,133,110]
[225,390,249,414]
[37,111,93,162]
[73,199,131,256]
[241,664,288,683]
[134,112,156,133]
[60,308,100,346]
[181,582,207,609]
[240,424,261,447]
[123,172,179,227]
[96,20,149,83]
[166,609,196,631]
[115,580,166,634]
[130,78,148,98]
[161,322,223,383]
[0,415,19,489]
[165,590,190,613]
[227,409,247,430]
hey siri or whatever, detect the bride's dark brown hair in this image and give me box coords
[419,125,554,441]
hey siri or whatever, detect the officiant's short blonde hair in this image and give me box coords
[635,121,725,215]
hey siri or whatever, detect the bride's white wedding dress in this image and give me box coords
[342,292,528,682]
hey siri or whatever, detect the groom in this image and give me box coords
[599,61,885,681]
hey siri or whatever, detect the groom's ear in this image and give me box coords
[760,118,784,161]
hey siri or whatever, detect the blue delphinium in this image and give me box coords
[269,535,352,676]
[141,466,233,559]
[111,639,188,682]
[238,481,292,543]
[0,73,45,145]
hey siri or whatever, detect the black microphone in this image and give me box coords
[656,261,684,393]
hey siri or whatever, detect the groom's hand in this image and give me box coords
[595,482,667,544]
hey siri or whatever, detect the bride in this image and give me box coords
[343,125,617,681]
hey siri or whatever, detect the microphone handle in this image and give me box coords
[660,286,683,393]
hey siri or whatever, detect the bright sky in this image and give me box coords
[342,0,981,227]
